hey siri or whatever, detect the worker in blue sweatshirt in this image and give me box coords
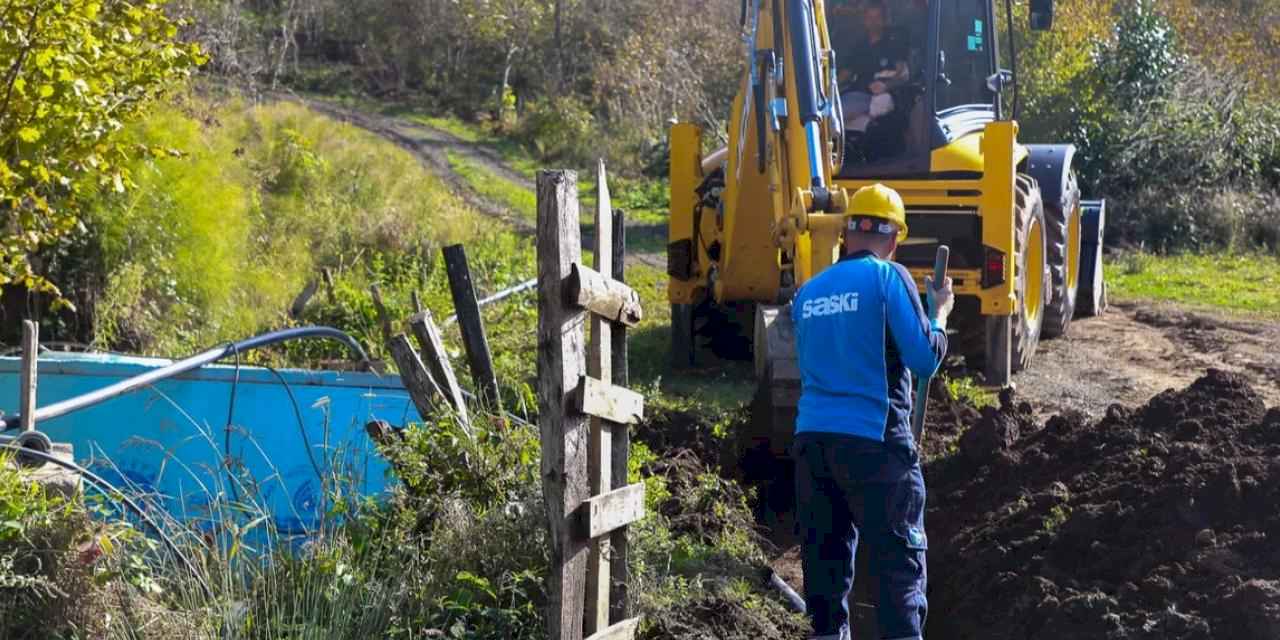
[791,183,953,640]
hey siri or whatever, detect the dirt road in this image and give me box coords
[1018,301,1280,417]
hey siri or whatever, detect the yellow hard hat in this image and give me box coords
[846,183,908,243]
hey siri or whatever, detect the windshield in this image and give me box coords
[828,1,930,92]
[828,0,998,174]
[935,0,996,113]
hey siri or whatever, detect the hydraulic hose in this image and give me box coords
[1,326,370,431]
[786,0,829,191]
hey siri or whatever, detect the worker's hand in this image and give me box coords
[924,275,955,330]
[869,80,888,95]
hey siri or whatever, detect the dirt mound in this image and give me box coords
[927,370,1280,639]
[641,591,810,640]
[645,449,766,549]
[634,405,744,472]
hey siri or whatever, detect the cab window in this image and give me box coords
[935,0,995,113]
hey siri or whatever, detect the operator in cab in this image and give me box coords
[790,184,954,640]
[832,1,911,132]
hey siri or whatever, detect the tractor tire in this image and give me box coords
[985,175,1050,385]
[1042,170,1083,338]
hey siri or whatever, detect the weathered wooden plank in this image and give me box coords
[369,284,395,344]
[20,320,37,432]
[577,482,645,540]
[408,311,470,428]
[443,244,502,409]
[583,617,640,640]
[387,334,442,422]
[610,210,628,387]
[537,169,590,640]
[321,268,336,303]
[608,207,630,624]
[568,263,643,327]
[574,376,644,425]
[584,160,613,635]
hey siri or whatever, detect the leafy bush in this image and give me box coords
[516,96,597,165]
[0,0,203,296]
[1012,0,1279,254]
[0,454,150,639]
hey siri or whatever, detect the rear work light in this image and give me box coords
[983,248,1007,288]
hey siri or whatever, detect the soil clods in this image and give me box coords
[927,370,1280,639]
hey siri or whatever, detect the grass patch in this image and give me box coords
[412,114,484,144]
[446,150,538,221]
[944,375,997,409]
[1107,251,1280,316]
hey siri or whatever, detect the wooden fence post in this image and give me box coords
[608,208,630,623]
[442,244,502,409]
[584,162,614,633]
[538,167,645,640]
[386,335,444,421]
[20,320,38,433]
[409,311,470,428]
[538,169,591,640]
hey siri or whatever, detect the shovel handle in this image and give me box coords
[912,245,950,444]
[929,245,951,317]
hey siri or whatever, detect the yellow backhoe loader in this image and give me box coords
[667,0,1107,458]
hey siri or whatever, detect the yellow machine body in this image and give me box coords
[668,0,1101,405]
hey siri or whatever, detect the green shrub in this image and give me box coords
[516,96,597,165]
[0,455,130,639]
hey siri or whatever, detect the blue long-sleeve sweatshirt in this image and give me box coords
[791,250,948,448]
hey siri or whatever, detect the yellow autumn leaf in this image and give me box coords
[39,85,54,98]
[17,127,41,143]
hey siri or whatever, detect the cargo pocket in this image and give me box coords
[887,471,928,565]
[892,522,928,552]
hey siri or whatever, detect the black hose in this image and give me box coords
[1,444,212,599]
[225,344,242,504]
[264,364,324,482]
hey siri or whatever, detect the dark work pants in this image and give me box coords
[793,431,928,639]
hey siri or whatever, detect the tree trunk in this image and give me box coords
[497,44,518,123]
[554,0,565,92]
